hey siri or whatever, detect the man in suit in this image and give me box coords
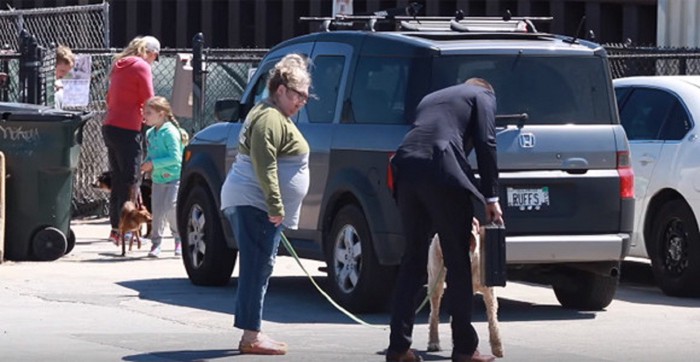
[386,78,504,362]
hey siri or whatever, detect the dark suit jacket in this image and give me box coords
[392,83,499,204]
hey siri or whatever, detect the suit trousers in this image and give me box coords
[389,180,478,355]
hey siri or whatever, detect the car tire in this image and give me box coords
[325,204,396,313]
[553,269,619,310]
[180,184,237,286]
[649,199,700,297]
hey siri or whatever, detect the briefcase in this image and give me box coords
[480,223,507,287]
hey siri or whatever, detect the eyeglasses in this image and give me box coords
[285,85,309,103]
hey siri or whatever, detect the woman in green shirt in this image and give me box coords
[220,54,311,356]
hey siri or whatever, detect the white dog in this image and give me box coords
[426,221,503,358]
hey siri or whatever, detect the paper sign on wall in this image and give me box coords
[62,54,91,107]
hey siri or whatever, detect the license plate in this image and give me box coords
[507,187,550,210]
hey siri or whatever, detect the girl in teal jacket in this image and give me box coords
[141,96,187,257]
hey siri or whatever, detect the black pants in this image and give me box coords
[102,125,143,230]
[388,180,477,356]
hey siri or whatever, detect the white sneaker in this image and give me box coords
[148,245,161,258]
[174,242,182,256]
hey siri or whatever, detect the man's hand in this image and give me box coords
[486,201,504,225]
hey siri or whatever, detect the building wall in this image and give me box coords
[657,0,700,47]
[0,0,659,48]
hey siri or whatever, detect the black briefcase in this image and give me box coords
[480,223,507,287]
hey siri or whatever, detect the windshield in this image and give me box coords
[433,55,616,125]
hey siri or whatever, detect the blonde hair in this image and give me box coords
[145,96,189,145]
[114,36,158,62]
[267,53,311,95]
[56,45,75,67]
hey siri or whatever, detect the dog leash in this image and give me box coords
[280,233,386,330]
[280,232,444,330]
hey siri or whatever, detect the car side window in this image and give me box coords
[307,55,344,123]
[619,88,675,141]
[349,56,409,124]
[660,102,692,141]
[252,65,274,105]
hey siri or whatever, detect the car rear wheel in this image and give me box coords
[649,200,700,297]
[180,184,237,286]
[325,204,396,313]
[553,268,619,310]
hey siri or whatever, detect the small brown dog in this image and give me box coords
[427,221,503,358]
[118,201,152,257]
[93,171,153,238]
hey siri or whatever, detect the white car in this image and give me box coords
[614,76,700,297]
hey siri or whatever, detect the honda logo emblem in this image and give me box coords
[518,133,536,148]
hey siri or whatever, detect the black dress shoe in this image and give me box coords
[385,348,423,362]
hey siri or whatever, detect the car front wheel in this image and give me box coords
[325,204,396,313]
[649,199,700,297]
[180,184,237,286]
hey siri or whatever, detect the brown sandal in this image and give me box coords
[239,337,288,355]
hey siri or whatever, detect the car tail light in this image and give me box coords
[387,152,395,193]
[617,151,634,199]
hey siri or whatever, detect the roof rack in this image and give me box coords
[300,10,552,33]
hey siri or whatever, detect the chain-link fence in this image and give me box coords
[607,44,700,78]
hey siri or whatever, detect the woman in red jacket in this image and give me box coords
[102,35,160,243]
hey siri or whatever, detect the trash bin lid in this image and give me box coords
[0,102,88,122]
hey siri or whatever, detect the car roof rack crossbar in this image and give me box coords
[300,14,553,33]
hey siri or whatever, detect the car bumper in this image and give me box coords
[507,233,631,263]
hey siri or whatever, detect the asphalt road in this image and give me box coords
[1,218,699,361]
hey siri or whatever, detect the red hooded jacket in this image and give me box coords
[104,56,154,131]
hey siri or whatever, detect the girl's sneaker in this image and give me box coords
[174,242,182,256]
[108,230,120,246]
[148,245,161,258]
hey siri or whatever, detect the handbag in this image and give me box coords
[480,223,507,287]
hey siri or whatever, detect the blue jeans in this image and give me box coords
[223,205,284,331]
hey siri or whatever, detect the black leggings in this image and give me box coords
[102,125,143,229]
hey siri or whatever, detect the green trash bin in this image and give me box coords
[0,102,91,261]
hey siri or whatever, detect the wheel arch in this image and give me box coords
[319,170,396,264]
[643,188,690,254]
[177,148,237,249]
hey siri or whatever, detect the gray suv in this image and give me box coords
[177,16,634,312]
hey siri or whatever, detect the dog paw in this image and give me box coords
[427,343,441,352]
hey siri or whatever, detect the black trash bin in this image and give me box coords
[0,102,91,261]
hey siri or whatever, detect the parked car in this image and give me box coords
[177,15,634,312]
[614,76,700,297]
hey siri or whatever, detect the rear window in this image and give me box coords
[433,55,615,125]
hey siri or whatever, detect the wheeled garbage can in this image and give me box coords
[0,102,91,261]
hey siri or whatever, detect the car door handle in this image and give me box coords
[638,155,655,166]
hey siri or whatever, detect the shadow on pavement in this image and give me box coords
[123,348,238,362]
[118,275,596,326]
[614,260,700,307]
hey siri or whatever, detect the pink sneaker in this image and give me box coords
[108,230,120,246]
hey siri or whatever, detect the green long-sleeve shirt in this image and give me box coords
[237,101,310,216]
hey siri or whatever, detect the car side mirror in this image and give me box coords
[215,98,241,122]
